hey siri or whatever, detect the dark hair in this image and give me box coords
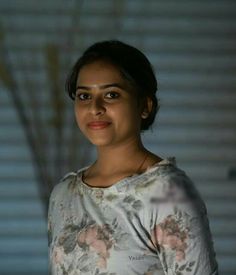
[66,40,159,131]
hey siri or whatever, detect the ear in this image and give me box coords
[141,97,153,119]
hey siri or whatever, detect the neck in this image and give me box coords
[83,137,163,187]
[93,137,148,175]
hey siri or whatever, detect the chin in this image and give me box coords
[83,132,110,144]
[89,138,114,147]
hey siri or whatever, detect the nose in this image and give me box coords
[89,97,106,116]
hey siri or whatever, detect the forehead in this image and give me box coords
[76,61,127,86]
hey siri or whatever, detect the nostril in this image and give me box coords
[90,101,106,115]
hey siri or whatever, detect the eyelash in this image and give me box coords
[76,91,120,101]
[76,93,90,100]
[106,91,120,99]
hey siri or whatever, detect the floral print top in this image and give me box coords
[48,157,218,275]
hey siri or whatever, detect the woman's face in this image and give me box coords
[74,60,144,147]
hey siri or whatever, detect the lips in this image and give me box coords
[87,121,111,130]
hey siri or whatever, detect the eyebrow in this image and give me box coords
[76,83,126,91]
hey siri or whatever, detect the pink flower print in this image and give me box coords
[153,225,163,245]
[90,239,110,268]
[77,223,114,268]
[91,239,108,257]
[165,235,180,249]
[77,225,98,245]
[77,229,86,244]
[151,215,189,262]
[176,249,185,261]
[85,225,99,245]
[97,256,107,269]
[52,246,64,264]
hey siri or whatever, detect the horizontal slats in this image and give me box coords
[122,17,236,34]
[125,0,236,17]
[217,255,236,274]
[204,200,236,217]
[1,0,235,15]
[147,145,236,164]
[0,256,48,273]
[0,200,44,217]
[1,0,235,18]
[144,127,236,145]
[172,164,230,181]
[0,163,36,177]
[2,16,236,37]
[0,237,48,255]
[4,54,236,74]
[209,219,236,237]
[0,218,47,236]
[197,182,236,200]
[0,1,235,274]
[214,237,236,255]
[4,34,236,55]
[6,45,236,60]
[0,0,74,10]
[0,182,39,197]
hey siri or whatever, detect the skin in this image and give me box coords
[74,60,162,187]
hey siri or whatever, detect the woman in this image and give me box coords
[48,40,218,274]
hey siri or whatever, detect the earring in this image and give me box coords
[141,112,149,119]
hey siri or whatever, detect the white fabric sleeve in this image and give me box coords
[150,170,218,275]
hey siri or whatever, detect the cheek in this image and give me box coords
[112,102,141,126]
[74,105,84,127]
[123,101,141,119]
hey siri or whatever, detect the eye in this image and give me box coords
[76,92,91,101]
[105,91,120,99]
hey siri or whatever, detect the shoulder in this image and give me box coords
[153,157,190,183]
[151,158,200,197]
[143,158,206,214]
[139,157,192,190]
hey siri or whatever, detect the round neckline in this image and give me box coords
[77,157,176,191]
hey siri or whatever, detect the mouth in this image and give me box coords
[87,121,112,130]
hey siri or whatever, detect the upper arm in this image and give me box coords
[149,169,218,274]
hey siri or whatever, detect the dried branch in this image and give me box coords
[0,25,52,216]
[45,44,65,180]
